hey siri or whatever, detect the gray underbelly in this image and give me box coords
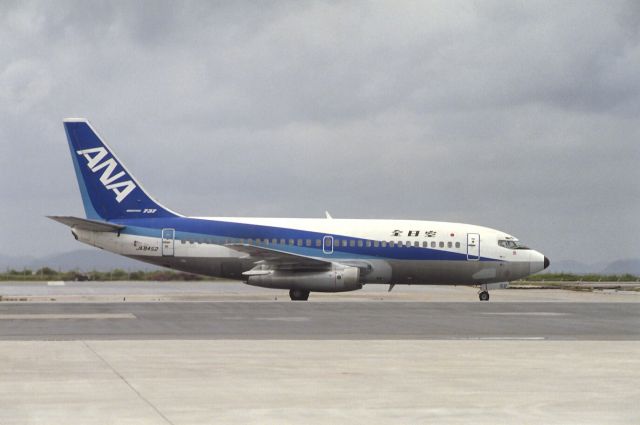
[127,255,529,285]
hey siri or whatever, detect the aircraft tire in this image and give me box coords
[289,288,310,301]
[479,291,490,301]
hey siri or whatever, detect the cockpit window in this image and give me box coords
[498,240,530,250]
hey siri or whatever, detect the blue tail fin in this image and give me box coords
[63,118,180,220]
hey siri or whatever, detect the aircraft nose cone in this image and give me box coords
[544,256,550,269]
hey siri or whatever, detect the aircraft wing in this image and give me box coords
[225,243,332,272]
[47,216,125,232]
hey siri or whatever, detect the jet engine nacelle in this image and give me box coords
[246,266,361,292]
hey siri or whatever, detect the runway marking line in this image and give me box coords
[256,317,310,322]
[463,337,547,340]
[480,312,569,316]
[0,313,137,320]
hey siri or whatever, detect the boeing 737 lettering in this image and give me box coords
[50,119,550,301]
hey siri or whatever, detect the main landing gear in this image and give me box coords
[289,288,310,301]
[478,283,490,301]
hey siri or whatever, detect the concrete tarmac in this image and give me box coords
[0,282,639,424]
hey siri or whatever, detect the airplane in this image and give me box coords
[50,118,550,301]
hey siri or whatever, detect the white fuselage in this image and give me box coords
[71,216,546,287]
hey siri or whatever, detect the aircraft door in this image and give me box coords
[162,228,175,256]
[323,236,334,254]
[467,233,480,261]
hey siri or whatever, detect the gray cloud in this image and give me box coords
[0,0,638,265]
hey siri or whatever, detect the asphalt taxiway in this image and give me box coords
[0,301,639,340]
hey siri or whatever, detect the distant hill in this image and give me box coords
[0,249,160,272]
[0,254,35,270]
[535,258,639,275]
[601,259,640,275]
[545,260,600,274]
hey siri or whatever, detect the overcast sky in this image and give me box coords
[1,1,638,265]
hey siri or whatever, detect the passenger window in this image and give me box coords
[342,240,348,247]
[248,239,253,245]
[288,239,294,245]
[414,241,419,247]
[447,241,452,248]
[366,241,371,247]
[431,241,436,248]
[381,241,387,247]
[374,241,380,247]
[306,239,312,247]
[390,241,396,248]
[349,240,355,247]
[455,242,460,248]
[357,240,363,247]
[439,241,444,248]
[280,239,285,245]
[297,239,303,246]
[315,239,321,247]
[422,241,428,248]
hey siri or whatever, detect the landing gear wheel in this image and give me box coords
[289,288,310,301]
[479,291,490,302]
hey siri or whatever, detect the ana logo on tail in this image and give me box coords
[76,147,137,203]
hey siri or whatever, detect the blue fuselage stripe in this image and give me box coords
[115,217,498,262]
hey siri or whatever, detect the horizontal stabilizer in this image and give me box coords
[47,216,125,232]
